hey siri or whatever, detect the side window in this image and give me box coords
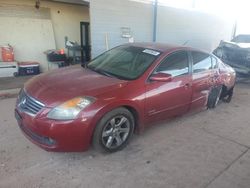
[192,51,212,73]
[155,51,189,77]
[211,56,218,69]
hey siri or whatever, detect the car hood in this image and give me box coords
[220,40,250,50]
[25,65,128,107]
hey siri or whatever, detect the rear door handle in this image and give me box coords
[184,83,191,88]
[210,74,220,84]
[214,74,220,78]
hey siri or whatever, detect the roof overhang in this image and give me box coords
[44,0,89,6]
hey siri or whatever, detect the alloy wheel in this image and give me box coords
[101,115,130,149]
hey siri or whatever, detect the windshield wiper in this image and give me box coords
[87,66,114,78]
[87,66,128,80]
[95,69,115,78]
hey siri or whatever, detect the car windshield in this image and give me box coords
[87,46,161,80]
[231,35,250,43]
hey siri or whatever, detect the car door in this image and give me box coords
[145,51,192,123]
[189,51,214,111]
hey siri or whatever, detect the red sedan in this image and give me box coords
[15,43,236,152]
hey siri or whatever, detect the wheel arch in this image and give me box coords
[89,102,144,150]
[90,101,145,138]
[220,84,228,99]
[122,105,141,133]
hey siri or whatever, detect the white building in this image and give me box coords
[0,0,235,72]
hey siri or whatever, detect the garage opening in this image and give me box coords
[0,0,90,74]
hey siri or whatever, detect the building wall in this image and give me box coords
[90,0,234,57]
[0,0,89,71]
[90,0,154,58]
[157,6,234,52]
[0,16,56,72]
[45,1,89,49]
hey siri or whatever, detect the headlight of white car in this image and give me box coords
[47,97,95,120]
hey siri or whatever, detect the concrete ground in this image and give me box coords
[0,76,33,99]
[0,83,250,188]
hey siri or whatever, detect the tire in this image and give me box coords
[93,107,135,153]
[13,72,19,77]
[207,85,222,109]
[222,87,234,103]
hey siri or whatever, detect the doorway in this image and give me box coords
[80,22,91,62]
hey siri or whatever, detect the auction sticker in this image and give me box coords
[142,49,160,56]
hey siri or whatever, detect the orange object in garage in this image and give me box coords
[1,45,14,62]
[59,49,65,55]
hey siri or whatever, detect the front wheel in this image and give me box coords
[207,85,222,109]
[93,108,135,153]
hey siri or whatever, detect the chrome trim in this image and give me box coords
[17,89,45,116]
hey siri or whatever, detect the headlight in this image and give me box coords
[47,97,95,120]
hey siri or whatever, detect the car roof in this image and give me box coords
[235,34,250,37]
[124,42,207,54]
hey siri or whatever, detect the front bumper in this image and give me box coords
[15,108,95,152]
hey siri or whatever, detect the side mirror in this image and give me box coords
[150,73,173,82]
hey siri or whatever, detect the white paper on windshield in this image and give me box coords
[142,49,160,56]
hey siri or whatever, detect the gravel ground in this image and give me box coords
[0,83,250,188]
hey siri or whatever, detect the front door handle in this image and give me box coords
[184,83,191,89]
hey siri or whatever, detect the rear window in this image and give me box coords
[192,51,212,73]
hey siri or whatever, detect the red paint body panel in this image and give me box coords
[190,70,213,111]
[25,66,129,107]
[145,74,192,123]
[15,43,236,152]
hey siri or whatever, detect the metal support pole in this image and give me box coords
[153,0,158,42]
[232,21,237,39]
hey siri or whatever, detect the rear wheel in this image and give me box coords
[222,87,234,103]
[207,85,222,109]
[93,108,135,153]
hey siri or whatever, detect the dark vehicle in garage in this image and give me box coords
[15,43,236,152]
[213,34,250,76]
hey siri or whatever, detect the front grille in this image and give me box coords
[18,90,45,115]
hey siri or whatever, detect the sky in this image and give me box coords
[131,0,250,34]
[159,0,250,34]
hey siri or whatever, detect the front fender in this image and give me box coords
[90,99,145,134]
